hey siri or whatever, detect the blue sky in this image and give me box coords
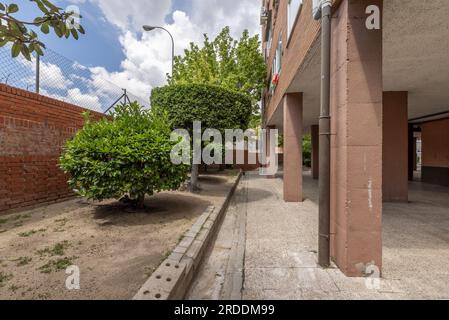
[19,0,126,70]
[8,0,260,109]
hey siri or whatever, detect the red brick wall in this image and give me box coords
[0,84,105,213]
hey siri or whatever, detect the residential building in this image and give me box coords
[261,0,449,276]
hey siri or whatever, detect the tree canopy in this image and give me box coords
[170,27,266,114]
[152,83,253,135]
[151,83,253,190]
[0,0,84,60]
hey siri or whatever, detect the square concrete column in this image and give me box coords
[311,125,319,179]
[408,124,415,181]
[283,93,303,202]
[383,92,408,202]
[264,125,277,179]
[330,0,383,276]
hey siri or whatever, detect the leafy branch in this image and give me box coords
[0,0,85,60]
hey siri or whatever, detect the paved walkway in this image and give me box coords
[188,171,449,300]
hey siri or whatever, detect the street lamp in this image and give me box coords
[142,25,175,76]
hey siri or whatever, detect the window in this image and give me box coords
[267,21,273,52]
[274,33,282,74]
[287,0,303,40]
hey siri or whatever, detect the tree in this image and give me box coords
[60,103,189,208]
[170,27,266,114]
[0,0,84,60]
[151,83,253,191]
[303,134,312,167]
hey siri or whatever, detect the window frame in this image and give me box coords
[287,0,303,45]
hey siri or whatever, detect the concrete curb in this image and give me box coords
[133,171,243,300]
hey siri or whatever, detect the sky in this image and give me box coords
[13,0,261,107]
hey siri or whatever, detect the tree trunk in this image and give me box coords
[189,164,200,192]
[136,194,145,209]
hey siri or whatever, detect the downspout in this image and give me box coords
[315,0,332,267]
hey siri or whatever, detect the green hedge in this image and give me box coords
[151,83,253,132]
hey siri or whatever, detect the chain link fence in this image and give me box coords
[0,45,149,113]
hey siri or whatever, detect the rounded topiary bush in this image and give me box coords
[60,103,189,207]
[151,83,253,132]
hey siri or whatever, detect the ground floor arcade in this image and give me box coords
[188,171,449,299]
[263,0,449,276]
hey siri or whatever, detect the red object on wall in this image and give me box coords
[272,73,280,86]
[0,84,105,213]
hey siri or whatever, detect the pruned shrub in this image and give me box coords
[59,103,189,207]
[151,83,252,133]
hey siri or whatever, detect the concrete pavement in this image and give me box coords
[187,171,449,300]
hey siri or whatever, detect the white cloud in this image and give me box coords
[90,0,172,32]
[66,0,262,101]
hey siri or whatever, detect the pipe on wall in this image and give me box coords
[317,0,332,268]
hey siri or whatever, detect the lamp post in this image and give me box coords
[142,25,175,76]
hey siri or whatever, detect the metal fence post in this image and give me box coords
[36,54,40,94]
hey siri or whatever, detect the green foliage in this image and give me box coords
[38,256,77,274]
[60,102,189,203]
[151,83,253,133]
[303,134,312,167]
[170,27,266,113]
[0,0,85,60]
[0,271,13,287]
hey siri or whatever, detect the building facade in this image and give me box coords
[261,0,449,276]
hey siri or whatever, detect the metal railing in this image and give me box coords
[0,45,148,114]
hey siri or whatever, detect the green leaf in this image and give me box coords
[53,24,63,37]
[34,44,44,56]
[70,28,79,40]
[21,45,31,61]
[7,4,19,13]
[0,3,6,11]
[41,0,59,13]
[11,42,21,58]
[40,23,49,34]
[34,0,49,14]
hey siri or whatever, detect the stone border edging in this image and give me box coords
[133,171,244,300]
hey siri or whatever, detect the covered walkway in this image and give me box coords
[188,171,449,300]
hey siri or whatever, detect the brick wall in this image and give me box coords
[0,84,105,213]
[262,0,338,124]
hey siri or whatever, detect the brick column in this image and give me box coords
[330,0,383,276]
[311,125,319,179]
[383,92,408,202]
[283,93,303,202]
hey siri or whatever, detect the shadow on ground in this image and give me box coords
[92,193,212,227]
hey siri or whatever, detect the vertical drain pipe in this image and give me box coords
[316,0,332,268]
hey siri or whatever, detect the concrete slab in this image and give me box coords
[188,170,449,300]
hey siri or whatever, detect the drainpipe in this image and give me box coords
[316,0,332,268]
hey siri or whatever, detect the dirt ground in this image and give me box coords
[0,172,237,300]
